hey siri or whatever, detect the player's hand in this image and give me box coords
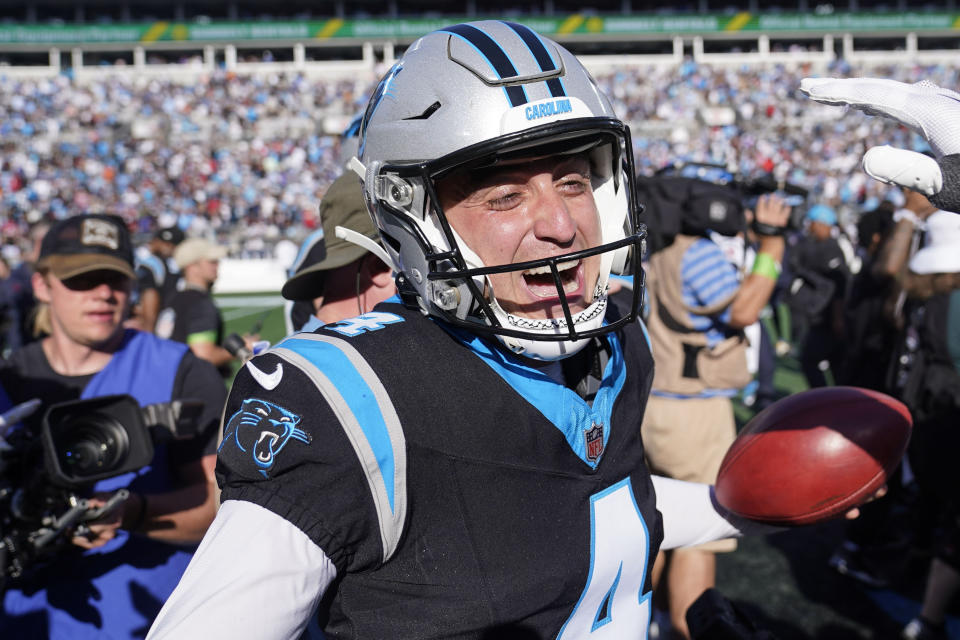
[843,485,888,521]
[71,493,125,550]
[799,77,960,213]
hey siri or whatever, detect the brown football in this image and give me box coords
[715,386,912,526]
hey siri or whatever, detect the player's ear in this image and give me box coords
[363,253,393,288]
[31,270,52,303]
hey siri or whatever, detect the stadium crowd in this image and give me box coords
[0,59,956,265]
[0,71,372,259]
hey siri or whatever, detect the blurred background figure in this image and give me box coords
[156,237,255,375]
[133,226,185,333]
[281,173,394,333]
[784,203,850,388]
[828,190,944,596]
[642,182,789,639]
[894,211,960,640]
[835,201,897,391]
[2,222,50,355]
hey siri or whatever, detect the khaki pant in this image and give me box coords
[642,393,738,552]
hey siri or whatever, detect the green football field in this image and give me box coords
[217,292,288,345]
[216,291,288,382]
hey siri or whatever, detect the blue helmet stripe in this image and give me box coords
[441,23,528,107]
[502,21,566,98]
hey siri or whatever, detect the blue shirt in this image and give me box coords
[681,237,740,347]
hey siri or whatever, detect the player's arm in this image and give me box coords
[149,346,390,636]
[183,301,236,367]
[654,476,883,550]
[653,476,780,550]
[800,77,960,213]
[147,500,335,640]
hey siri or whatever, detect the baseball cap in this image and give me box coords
[909,210,960,274]
[173,237,228,269]
[38,214,136,280]
[154,226,185,246]
[806,204,837,226]
[281,173,379,301]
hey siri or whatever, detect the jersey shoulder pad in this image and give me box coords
[221,341,408,565]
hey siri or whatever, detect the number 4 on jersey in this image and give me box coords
[327,312,404,337]
[558,478,652,639]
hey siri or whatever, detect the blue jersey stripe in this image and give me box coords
[278,338,396,510]
[442,23,528,107]
[272,334,407,561]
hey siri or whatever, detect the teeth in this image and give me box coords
[523,260,579,277]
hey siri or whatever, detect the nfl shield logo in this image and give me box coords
[585,422,604,462]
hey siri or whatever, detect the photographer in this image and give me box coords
[0,214,225,639]
[641,187,790,639]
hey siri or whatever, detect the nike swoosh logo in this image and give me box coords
[245,361,283,390]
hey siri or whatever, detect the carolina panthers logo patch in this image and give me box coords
[220,398,311,478]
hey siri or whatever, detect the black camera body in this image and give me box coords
[0,394,201,587]
[40,395,200,488]
[638,162,809,255]
[42,395,155,487]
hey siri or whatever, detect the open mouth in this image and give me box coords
[522,259,582,299]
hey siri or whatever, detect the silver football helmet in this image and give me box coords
[353,20,645,360]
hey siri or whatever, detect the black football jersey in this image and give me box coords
[217,300,661,638]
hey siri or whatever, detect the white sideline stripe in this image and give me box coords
[214,295,284,308]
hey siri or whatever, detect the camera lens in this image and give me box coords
[57,414,130,478]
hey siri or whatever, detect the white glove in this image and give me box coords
[799,77,960,213]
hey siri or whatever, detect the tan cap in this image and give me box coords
[281,173,380,301]
[173,237,228,269]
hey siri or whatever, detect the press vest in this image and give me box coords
[2,330,192,640]
[645,235,751,395]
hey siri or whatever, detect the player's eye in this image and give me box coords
[488,192,522,210]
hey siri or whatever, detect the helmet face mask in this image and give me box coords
[358,21,646,360]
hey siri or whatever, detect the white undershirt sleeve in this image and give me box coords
[652,476,783,550]
[147,499,337,640]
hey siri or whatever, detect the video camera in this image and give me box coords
[0,394,201,588]
[637,162,809,254]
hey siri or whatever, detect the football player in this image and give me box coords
[149,22,853,639]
